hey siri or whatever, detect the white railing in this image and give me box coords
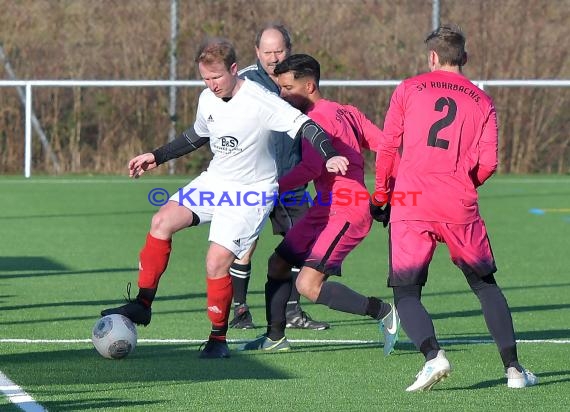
[1,79,569,177]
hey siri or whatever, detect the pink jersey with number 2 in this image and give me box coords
[376,70,498,223]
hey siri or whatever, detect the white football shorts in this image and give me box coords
[170,172,276,259]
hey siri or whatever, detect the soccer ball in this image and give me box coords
[92,314,137,359]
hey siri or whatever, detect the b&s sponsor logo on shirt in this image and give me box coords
[212,136,243,155]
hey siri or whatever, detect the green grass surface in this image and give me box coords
[1,175,569,411]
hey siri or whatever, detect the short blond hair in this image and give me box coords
[194,37,237,70]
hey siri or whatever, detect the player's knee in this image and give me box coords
[295,272,322,302]
[268,253,291,279]
[206,258,231,278]
[150,209,179,236]
[295,278,312,301]
[480,273,497,285]
[465,270,497,292]
[205,246,235,277]
[150,211,166,232]
[393,284,422,306]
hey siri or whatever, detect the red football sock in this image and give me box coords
[206,275,233,340]
[137,233,172,291]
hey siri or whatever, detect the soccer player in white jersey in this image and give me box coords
[100,37,348,359]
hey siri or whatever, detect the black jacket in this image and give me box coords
[239,61,305,196]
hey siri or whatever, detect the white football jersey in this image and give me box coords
[193,79,309,189]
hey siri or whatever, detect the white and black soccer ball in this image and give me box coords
[92,314,137,359]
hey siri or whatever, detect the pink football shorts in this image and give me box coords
[388,217,497,286]
[276,204,372,276]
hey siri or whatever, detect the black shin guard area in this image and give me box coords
[466,272,517,360]
[287,268,301,303]
[265,276,291,339]
[230,262,251,305]
[393,285,439,356]
[315,281,368,316]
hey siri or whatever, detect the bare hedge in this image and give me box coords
[0,0,568,174]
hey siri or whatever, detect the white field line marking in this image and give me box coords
[1,338,569,345]
[0,371,46,412]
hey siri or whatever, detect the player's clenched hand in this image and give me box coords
[370,201,391,228]
[325,155,349,175]
[128,153,157,179]
[370,192,391,228]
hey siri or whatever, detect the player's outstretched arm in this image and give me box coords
[129,127,210,179]
[128,153,157,179]
[298,119,349,175]
[151,127,210,169]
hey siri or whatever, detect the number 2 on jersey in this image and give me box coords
[427,97,456,149]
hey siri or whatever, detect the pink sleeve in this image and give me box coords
[375,83,404,197]
[347,106,383,151]
[472,105,498,187]
[278,139,324,193]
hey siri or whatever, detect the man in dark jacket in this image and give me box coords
[229,23,330,331]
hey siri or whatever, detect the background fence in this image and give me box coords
[1,79,569,177]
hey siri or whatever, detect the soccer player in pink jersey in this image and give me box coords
[241,53,400,354]
[375,24,538,391]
